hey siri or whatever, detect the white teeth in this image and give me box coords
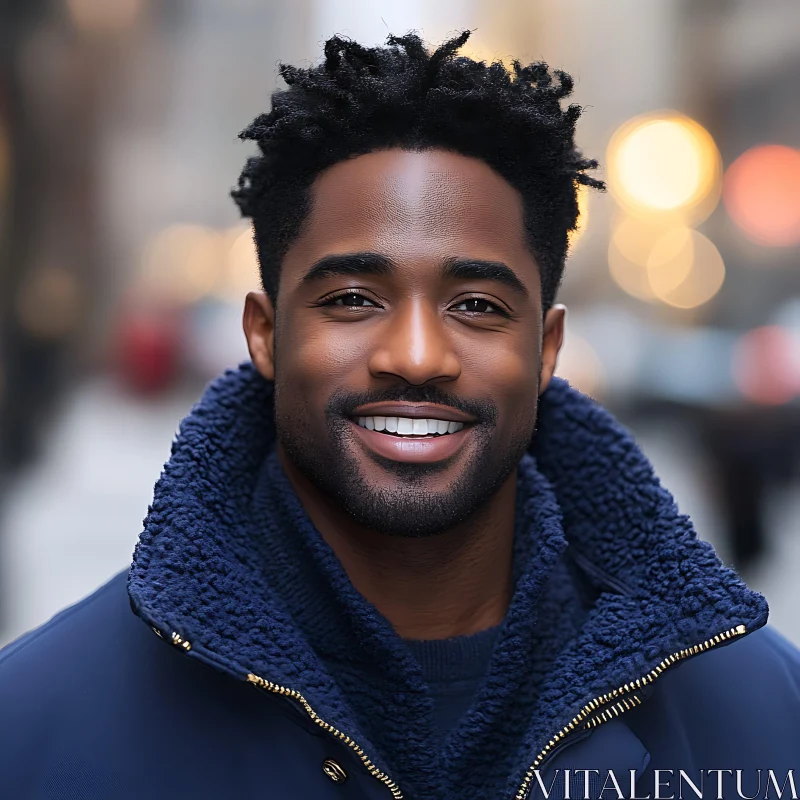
[355,416,466,437]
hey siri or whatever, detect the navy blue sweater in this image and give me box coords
[404,625,501,741]
[1,363,798,800]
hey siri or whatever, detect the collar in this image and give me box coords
[128,362,768,797]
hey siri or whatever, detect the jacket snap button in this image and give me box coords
[322,758,347,783]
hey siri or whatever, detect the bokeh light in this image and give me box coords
[609,218,725,309]
[215,225,261,301]
[732,325,800,405]
[567,184,591,252]
[66,0,145,35]
[555,330,605,399]
[648,229,725,309]
[607,112,722,224]
[139,224,220,305]
[608,216,660,302]
[15,265,82,340]
[646,227,695,297]
[723,144,800,247]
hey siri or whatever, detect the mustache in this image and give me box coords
[326,384,498,426]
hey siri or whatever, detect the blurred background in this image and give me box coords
[1,0,799,646]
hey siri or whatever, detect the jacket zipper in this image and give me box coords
[246,673,404,798]
[513,623,747,800]
[152,623,746,800]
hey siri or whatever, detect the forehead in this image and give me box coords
[283,148,534,271]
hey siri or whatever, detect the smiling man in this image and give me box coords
[1,31,799,800]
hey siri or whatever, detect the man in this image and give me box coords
[1,31,799,800]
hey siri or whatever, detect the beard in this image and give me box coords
[274,379,537,538]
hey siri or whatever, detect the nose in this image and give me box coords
[368,298,461,386]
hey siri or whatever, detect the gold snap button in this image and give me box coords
[322,758,347,783]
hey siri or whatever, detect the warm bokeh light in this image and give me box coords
[15,265,82,340]
[554,331,605,399]
[723,145,800,247]
[567,184,591,252]
[650,229,725,309]
[607,112,721,223]
[646,227,695,297]
[66,0,145,35]
[608,217,659,302]
[139,224,220,305]
[216,225,261,301]
[609,218,725,309]
[732,326,800,405]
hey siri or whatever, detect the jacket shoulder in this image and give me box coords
[667,625,800,699]
[0,571,136,672]
[629,626,800,765]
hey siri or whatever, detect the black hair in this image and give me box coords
[231,30,604,315]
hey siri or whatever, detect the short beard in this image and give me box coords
[275,386,537,538]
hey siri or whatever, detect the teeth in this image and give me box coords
[355,416,466,437]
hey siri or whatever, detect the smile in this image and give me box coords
[355,416,465,437]
[348,416,472,463]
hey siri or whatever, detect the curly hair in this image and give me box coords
[231,30,604,315]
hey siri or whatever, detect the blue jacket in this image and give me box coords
[1,364,799,800]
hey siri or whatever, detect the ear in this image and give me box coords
[243,291,276,381]
[539,304,566,395]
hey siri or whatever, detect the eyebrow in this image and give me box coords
[440,256,530,298]
[300,252,530,298]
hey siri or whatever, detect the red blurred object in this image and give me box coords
[116,304,185,394]
[723,145,800,247]
[732,325,800,405]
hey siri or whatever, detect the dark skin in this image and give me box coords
[244,148,565,640]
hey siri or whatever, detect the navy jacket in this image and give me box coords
[1,364,799,800]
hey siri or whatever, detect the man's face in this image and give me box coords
[245,148,564,537]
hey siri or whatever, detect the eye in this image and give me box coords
[451,297,508,316]
[321,291,379,308]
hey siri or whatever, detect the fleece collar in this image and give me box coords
[128,363,768,798]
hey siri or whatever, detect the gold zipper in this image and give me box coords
[513,623,747,800]
[150,625,191,651]
[153,622,746,800]
[246,673,404,799]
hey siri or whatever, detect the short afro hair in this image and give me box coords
[232,30,604,315]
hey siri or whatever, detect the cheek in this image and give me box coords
[460,332,540,385]
[460,338,540,430]
[275,312,369,394]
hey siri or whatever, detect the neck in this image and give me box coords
[277,445,516,640]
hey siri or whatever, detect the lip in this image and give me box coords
[348,403,476,424]
[349,418,472,463]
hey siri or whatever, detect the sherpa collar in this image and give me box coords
[128,362,768,798]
